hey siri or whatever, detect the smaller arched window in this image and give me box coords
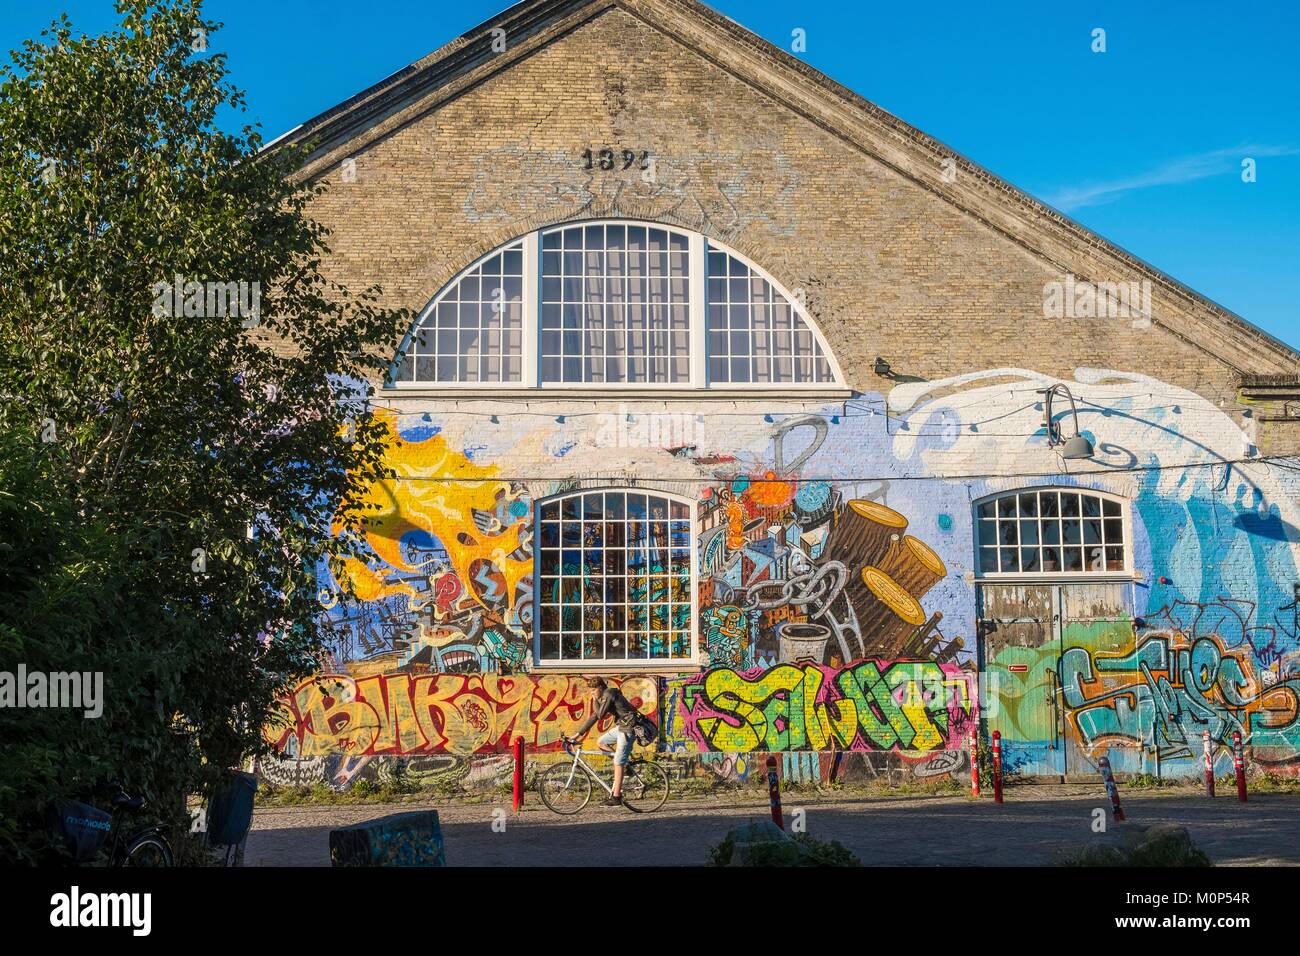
[975,488,1129,576]
[535,488,696,666]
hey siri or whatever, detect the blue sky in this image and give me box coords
[4,0,1298,348]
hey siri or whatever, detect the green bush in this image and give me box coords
[707,821,861,867]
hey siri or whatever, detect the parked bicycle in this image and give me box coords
[48,781,174,866]
[537,739,669,815]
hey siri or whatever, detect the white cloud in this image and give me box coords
[1042,145,1299,212]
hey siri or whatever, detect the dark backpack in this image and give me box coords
[632,712,659,747]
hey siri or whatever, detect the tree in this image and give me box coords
[0,0,408,862]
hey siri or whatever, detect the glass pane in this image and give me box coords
[978,519,997,546]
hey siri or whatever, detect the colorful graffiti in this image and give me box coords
[318,408,534,670]
[698,459,956,670]
[266,673,656,758]
[1063,629,1300,772]
[667,661,975,753]
[278,363,1300,785]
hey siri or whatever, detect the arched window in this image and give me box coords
[389,220,843,389]
[535,488,696,666]
[975,488,1129,576]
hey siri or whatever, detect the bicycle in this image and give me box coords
[537,739,669,815]
[50,781,175,866]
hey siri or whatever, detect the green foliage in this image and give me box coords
[1124,772,1171,790]
[707,823,861,867]
[1060,825,1212,867]
[0,0,409,863]
[1251,772,1300,794]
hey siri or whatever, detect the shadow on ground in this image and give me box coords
[243,788,1300,867]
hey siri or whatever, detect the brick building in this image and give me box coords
[260,0,1300,790]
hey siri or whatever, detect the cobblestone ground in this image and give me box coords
[244,785,1300,866]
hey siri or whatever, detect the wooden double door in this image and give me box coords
[977,581,1136,778]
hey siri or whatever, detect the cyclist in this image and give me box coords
[563,676,640,805]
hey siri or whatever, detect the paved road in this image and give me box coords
[244,785,1300,866]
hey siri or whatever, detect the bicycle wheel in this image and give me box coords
[621,760,669,813]
[123,832,174,867]
[538,761,592,815]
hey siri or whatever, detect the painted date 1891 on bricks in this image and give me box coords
[581,148,651,171]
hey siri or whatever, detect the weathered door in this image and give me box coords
[977,584,1065,777]
[1057,582,1143,778]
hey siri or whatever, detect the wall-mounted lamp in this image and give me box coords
[873,357,893,378]
[1038,384,1094,459]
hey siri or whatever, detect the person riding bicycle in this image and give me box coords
[563,676,639,805]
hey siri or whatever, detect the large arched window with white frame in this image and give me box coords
[974,488,1130,577]
[534,488,697,667]
[388,220,844,389]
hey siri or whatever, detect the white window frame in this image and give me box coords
[973,486,1133,581]
[386,218,847,391]
[531,486,700,671]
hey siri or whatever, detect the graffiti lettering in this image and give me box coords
[671,661,975,753]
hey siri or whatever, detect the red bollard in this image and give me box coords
[991,730,1003,804]
[765,755,784,829]
[1098,752,1126,821]
[512,736,525,811]
[1233,731,1247,803]
[969,727,981,798]
[1203,730,1216,798]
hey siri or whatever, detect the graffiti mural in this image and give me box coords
[667,661,975,753]
[267,363,1300,786]
[317,407,534,671]
[1060,606,1300,774]
[698,471,956,670]
[266,672,656,758]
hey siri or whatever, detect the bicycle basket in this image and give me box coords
[47,800,113,863]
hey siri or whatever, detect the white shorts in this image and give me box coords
[598,727,633,766]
